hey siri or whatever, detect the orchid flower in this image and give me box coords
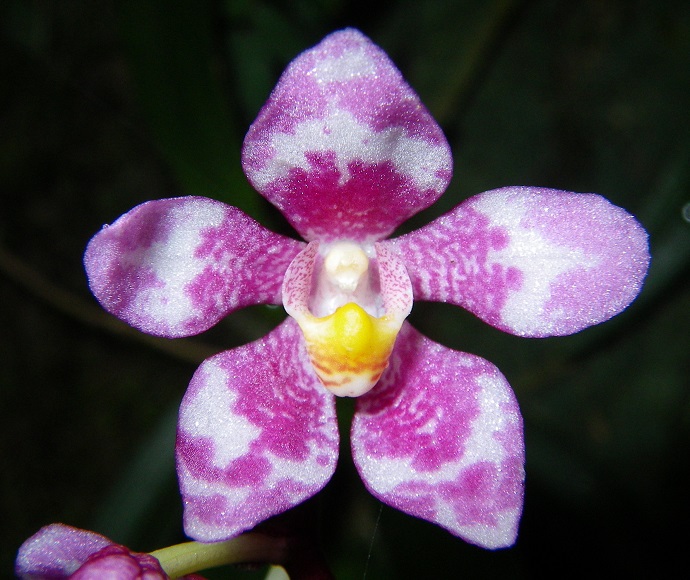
[84,29,649,550]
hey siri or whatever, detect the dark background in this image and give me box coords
[2,0,689,578]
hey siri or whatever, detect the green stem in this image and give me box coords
[150,533,289,578]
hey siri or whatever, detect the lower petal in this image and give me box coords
[351,323,524,549]
[176,319,339,541]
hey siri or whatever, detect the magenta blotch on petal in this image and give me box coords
[242,29,453,242]
[351,324,524,549]
[374,242,414,318]
[84,197,304,338]
[385,187,650,337]
[176,319,339,541]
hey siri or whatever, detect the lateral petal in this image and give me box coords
[84,197,304,338]
[384,187,650,337]
[351,323,524,549]
[242,29,452,243]
[176,319,339,541]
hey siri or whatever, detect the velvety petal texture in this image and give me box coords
[85,197,304,338]
[242,28,452,243]
[176,319,339,541]
[351,324,524,549]
[385,187,650,337]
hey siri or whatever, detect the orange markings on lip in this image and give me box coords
[296,302,402,397]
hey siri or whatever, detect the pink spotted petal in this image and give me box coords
[15,524,113,578]
[282,241,319,318]
[384,187,650,337]
[351,323,524,549]
[85,197,304,338]
[176,318,339,541]
[242,28,452,243]
[375,242,414,318]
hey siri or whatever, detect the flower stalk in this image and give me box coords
[151,534,289,578]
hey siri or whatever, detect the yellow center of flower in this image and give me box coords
[297,302,400,397]
[282,240,412,398]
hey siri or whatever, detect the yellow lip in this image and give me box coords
[296,302,401,396]
[282,240,413,397]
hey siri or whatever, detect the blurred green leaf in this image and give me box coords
[116,0,257,213]
[223,0,311,121]
[92,402,178,546]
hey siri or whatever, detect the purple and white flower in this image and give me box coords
[84,29,649,550]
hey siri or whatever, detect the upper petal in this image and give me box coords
[383,187,650,337]
[176,318,339,541]
[84,197,304,338]
[242,28,452,243]
[351,323,524,549]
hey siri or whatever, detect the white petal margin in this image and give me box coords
[176,319,339,541]
[352,323,525,549]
